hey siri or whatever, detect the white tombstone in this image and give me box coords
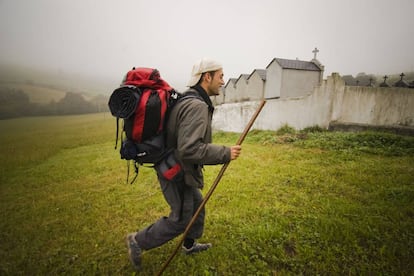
[264,58,323,99]
[247,69,266,101]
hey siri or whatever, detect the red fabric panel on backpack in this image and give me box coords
[163,163,182,181]
[124,68,172,91]
[123,67,173,143]
[132,90,151,143]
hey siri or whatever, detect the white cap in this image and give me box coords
[187,58,223,87]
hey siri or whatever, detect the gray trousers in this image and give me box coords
[135,175,205,250]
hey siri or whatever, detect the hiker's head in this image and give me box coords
[187,58,224,96]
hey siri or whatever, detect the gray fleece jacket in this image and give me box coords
[165,87,231,188]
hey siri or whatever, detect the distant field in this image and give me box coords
[0,83,67,104]
[0,63,115,98]
[0,82,101,104]
[0,114,413,275]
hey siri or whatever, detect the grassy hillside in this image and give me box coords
[0,83,67,104]
[0,115,413,275]
[0,83,102,104]
[0,64,112,118]
[0,63,117,101]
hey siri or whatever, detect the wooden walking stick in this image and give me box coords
[157,100,266,275]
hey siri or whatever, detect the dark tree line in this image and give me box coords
[0,87,109,119]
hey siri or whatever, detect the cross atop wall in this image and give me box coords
[312,47,319,59]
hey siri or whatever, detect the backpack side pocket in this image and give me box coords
[154,150,183,182]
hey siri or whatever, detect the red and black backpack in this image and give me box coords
[109,67,179,163]
[108,67,197,183]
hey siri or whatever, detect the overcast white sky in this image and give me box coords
[1,0,413,91]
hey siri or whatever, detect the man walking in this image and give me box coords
[126,58,242,270]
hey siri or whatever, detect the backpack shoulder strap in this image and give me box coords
[177,89,203,103]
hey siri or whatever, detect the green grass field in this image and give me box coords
[0,114,413,275]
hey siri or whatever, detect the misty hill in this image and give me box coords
[0,64,116,119]
[0,83,66,104]
[0,63,118,97]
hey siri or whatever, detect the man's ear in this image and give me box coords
[203,72,212,83]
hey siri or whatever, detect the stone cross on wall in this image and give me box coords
[380,75,390,87]
[312,47,319,59]
[394,73,408,87]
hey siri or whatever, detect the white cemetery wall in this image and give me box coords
[332,85,414,126]
[212,75,334,132]
[213,73,414,132]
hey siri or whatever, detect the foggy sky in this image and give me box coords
[1,0,413,91]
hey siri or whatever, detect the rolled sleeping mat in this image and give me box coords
[108,85,141,119]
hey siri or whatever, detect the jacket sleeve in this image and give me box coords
[176,100,231,165]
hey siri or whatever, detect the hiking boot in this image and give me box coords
[126,233,142,270]
[182,242,212,255]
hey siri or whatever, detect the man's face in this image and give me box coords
[206,69,224,96]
